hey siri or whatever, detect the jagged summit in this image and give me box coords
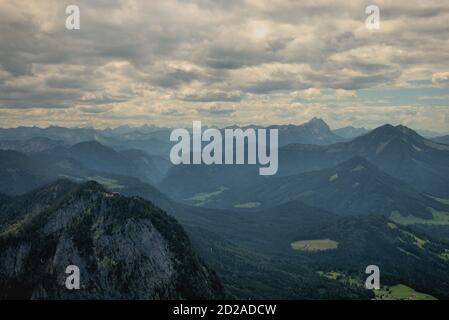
[347,123,430,155]
[363,124,423,141]
[306,117,329,128]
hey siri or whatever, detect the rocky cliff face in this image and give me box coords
[0,180,223,299]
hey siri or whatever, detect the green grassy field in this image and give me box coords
[317,271,341,280]
[440,250,449,261]
[234,202,261,208]
[375,284,436,300]
[186,186,228,203]
[317,271,363,288]
[390,208,449,225]
[387,222,398,229]
[291,239,338,252]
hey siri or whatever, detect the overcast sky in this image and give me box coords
[0,0,448,131]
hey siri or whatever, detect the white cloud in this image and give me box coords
[335,89,357,98]
[432,72,449,86]
[0,0,448,130]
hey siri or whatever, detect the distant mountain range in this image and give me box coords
[0,140,171,195]
[224,117,345,145]
[333,126,370,139]
[0,125,173,157]
[0,137,65,153]
[332,127,448,141]
[160,124,449,200]
[277,124,449,197]
[0,118,359,159]
[1,119,446,165]
[54,141,171,183]
[209,156,447,218]
[268,117,345,146]
[2,119,449,299]
[432,135,449,145]
[416,129,448,138]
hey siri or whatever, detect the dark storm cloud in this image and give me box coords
[244,80,296,94]
[152,69,203,88]
[0,84,83,109]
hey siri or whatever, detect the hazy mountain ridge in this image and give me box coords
[206,156,447,219]
[0,118,345,158]
[160,123,449,201]
[1,119,449,299]
[65,141,171,183]
[0,137,65,153]
[0,125,172,158]
[277,124,449,197]
[0,141,174,201]
[333,126,370,139]
[432,135,449,145]
[0,150,56,195]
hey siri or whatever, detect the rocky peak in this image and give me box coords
[0,181,224,299]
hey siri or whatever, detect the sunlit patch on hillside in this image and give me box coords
[291,239,338,252]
